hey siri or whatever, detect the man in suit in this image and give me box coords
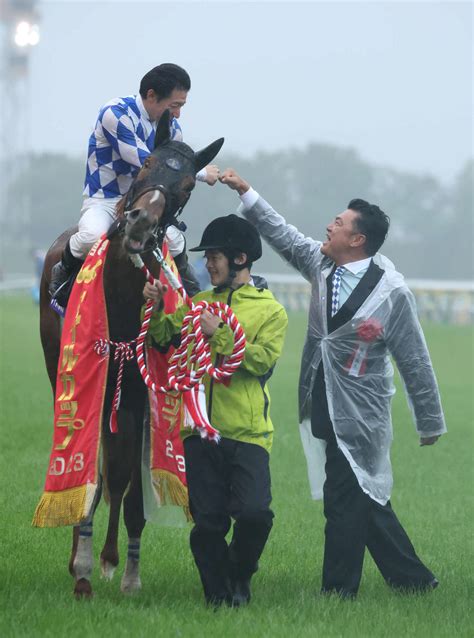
[219,168,447,599]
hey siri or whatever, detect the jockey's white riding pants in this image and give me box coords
[69,197,185,260]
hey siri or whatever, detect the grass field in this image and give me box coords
[0,295,473,637]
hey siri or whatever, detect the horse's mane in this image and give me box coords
[115,195,127,220]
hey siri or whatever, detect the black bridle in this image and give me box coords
[117,181,191,251]
[118,143,196,251]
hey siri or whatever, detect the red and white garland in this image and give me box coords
[95,247,246,442]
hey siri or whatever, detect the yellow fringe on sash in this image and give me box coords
[151,469,191,521]
[32,483,98,528]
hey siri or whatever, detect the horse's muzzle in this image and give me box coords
[123,208,155,254]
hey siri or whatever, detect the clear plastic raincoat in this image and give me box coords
[240,196,447,504]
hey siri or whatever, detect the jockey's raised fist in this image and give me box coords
[203,164,220,186]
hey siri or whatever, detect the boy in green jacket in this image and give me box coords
[143,214,288,607]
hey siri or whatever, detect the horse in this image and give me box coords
[38,109,224,598]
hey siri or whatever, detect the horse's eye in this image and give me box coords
[143,159,151,169]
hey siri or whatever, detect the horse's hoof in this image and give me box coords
[121,576,142,594]
[74,578,93,599]
[100,559,117,581]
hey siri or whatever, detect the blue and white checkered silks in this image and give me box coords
[331,266,345,316]
[83,94,182,199]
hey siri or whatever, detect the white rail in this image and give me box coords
[2,274,473,324]
[0,277,35,293]
[260,273,474,325]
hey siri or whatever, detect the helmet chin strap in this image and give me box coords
[215,252,250,292]
[227,268,238,287]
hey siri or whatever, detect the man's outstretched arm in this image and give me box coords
[220,168,324,282]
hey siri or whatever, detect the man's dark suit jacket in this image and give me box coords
[311,259,384,440]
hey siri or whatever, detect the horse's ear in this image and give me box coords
[194,138,225,173]
[154,109,171,148]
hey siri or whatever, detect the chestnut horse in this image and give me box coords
[39,109,223,597]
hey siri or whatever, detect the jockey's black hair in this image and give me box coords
[139,63,191,100]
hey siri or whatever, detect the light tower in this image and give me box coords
[0,0,40,271]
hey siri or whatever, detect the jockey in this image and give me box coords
[49,63,220,308]
[143,215,288,608]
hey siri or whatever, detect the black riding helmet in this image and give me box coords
[189,214,262,270]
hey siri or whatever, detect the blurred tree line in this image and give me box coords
[3,147,473,279]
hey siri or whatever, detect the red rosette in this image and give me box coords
[357,318,383,343]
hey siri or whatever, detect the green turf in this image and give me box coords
[0,295,473,637]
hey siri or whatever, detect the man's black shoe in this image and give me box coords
[388,577,439,594]
[206,595,232,611]
[231,578,251,607]
[321,587,356,600]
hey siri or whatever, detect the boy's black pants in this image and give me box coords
[184,436,274,603]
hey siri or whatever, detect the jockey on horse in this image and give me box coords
[49,63,220,312]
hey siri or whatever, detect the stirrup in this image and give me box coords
[50,279,70,317]
[50,297,66,317]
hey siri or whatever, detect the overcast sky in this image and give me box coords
[19,1,474,183]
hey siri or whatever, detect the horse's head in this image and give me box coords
[121,109,224,254]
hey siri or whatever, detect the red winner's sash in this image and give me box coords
[33,238,188,527]
[33,237,110,527]
[146,246,189,515]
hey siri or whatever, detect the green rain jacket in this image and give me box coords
[146,283,288,452]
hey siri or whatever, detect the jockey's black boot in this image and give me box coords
[49,240,83,312]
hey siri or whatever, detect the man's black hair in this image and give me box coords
[139,63,191,100]
[348,198,390,256]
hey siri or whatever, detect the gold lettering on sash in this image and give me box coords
[57,374,75,401]
[70,290,87,343]
[76,260,102,285]
[162,393,182,433]
[54,401,85,450]
[60,345,79,373]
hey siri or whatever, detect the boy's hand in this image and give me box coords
[200,309,221,337]
[143,280,168,306]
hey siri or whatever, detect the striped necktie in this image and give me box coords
[331,266,345,316]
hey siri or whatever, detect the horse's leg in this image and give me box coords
[71,520,94,598]
[100,460,130,581]
[40,266,83,590]
[121,459,146,594]
[68,481,103,597]
[100,396,138,581]
[39,257,62,393]
[120,384,146,594]
[69,526,79,576]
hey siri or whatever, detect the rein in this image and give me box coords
[95,244,246,441]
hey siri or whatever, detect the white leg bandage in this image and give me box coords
[121,537,142,594]
[73,523,94,581]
